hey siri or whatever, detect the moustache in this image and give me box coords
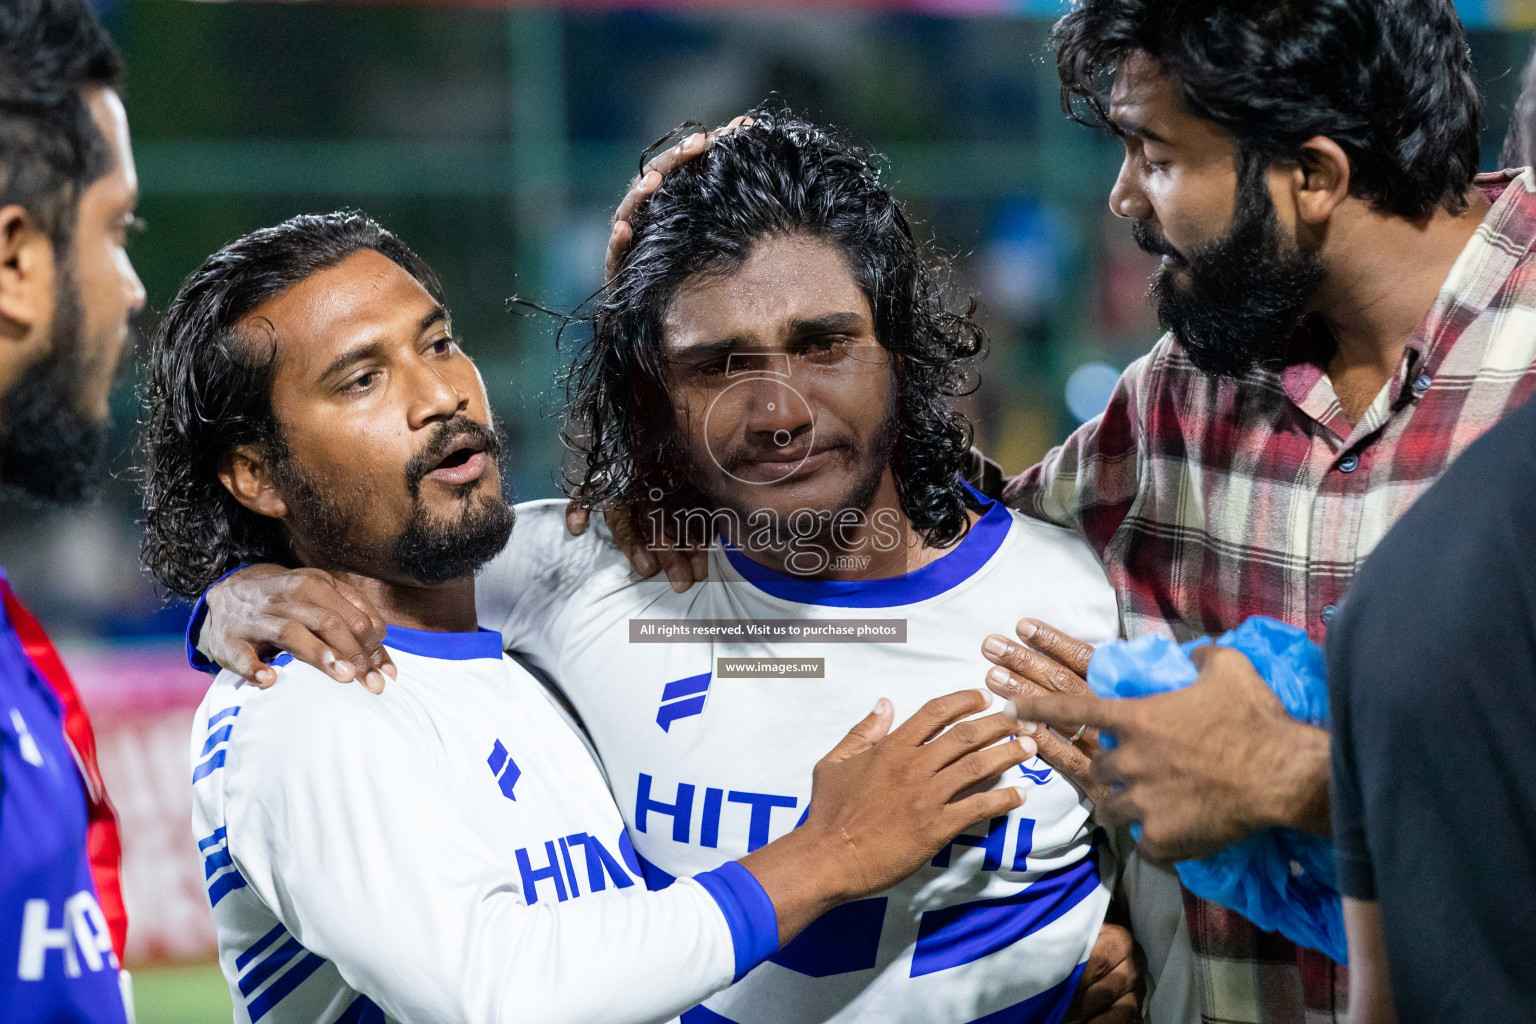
[1131,221,1185,264]
[405,416,505,496]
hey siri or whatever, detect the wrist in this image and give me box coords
[1252,720,1332,834]
[693,861,781,982]
[738,824,848,945]
[187,562,253,672]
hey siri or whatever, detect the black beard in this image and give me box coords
[1141,166,1327,380]
[391,492,515,585]
[0,257,112,505]
[274,416,516,586]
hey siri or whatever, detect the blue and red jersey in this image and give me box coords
[0,570,129,1023]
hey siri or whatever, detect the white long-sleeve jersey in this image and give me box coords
[474,493,1121,1024]
[189,625,779,1024]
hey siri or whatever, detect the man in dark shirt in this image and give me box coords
[1327,392,1536,1022]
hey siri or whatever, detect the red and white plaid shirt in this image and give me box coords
[1005,169,1536,1024]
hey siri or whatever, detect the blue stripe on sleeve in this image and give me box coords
[235,923,288,972]
[206,869,247,907]
[206,706,241,730]
[239,936,305,996]
[693,861,780,982]
[334,993,384,1024]
[192,749,227,784]
[201,845,234,879]
[200,723,236,757]
[246,952,326,1022]
[196,826,228,851]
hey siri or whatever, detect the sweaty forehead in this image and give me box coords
[663,233,872,350]
[241,248,437,377]
[85,87,136,199]
[1109,51,1238,158]
[1110,52,1187,131]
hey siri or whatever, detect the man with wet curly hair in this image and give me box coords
[561,112,985,561]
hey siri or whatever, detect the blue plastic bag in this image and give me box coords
[1085,616,1346,964]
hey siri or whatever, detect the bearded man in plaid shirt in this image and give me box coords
[976,1,1536,1022]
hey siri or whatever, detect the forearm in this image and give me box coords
[1003,349,1151,537]
[461,880,746,1024]
[1003,449,1076,528]
[235,727,753,1024]
[280,864,748,1024]
[1343,897,1398,1024]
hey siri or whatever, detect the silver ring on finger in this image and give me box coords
[1068,723,1088,743]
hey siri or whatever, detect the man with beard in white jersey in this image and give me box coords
[140,211,1041,1024]
[191,118,1141,1023]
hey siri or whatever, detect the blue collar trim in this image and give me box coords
[721,485,1012,608]
[383,625,505,661]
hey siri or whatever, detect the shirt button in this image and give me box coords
[1412,373,1432,395]
[1338,455,1359,474]
[1321,604,1339,626]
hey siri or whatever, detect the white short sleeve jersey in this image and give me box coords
[476,494,1122,1024]
[190,625,778,1024]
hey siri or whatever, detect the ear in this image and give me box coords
[218,445,289,521]
[0,203,55,340]
[1291,136,1352,227]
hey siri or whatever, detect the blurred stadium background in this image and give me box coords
[8,1,1536,1020]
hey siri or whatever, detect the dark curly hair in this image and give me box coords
[0,0,123,249]
[1055,0,1481,220]
[562,112,986,548]
[139,211,444,599]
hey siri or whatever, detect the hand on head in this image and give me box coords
[604,115,756,280]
